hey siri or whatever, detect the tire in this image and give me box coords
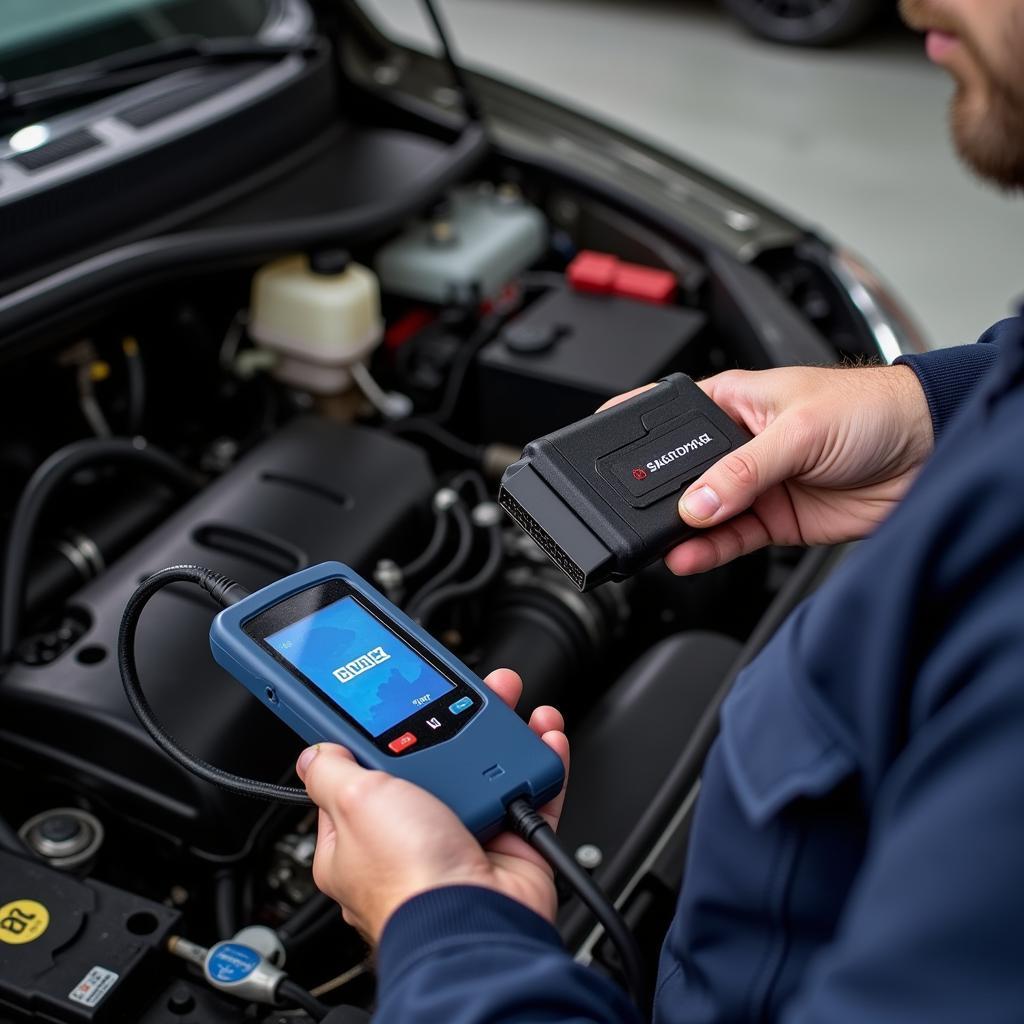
[720,0,882,46]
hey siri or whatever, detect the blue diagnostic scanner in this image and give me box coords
[209,562,565,839]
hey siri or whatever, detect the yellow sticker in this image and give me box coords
[0,900,50,945]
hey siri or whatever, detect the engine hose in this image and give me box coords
[118,565,312,805]
[278,894,341,954]
[1,438,198,664]
[277,978,330,1021]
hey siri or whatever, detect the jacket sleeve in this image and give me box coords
[373,885,643,1024]
[893,319,1012,437]
[782,455,1024,1024]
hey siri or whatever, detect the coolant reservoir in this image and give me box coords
[249,250,382,394]
[375,184,547,305]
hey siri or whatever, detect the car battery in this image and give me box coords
[477,286,707,443]
[375,184,547,305]
[0,851,180,1022]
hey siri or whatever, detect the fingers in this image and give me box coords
[664,511,774,575]
[678,420,806,530]
[483,668,524,710]
[528,704,564,737]
[537,729,570,830]
[527,705,569,829]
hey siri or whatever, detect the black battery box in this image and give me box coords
[0,851,180,1021]
[476,287,706,443]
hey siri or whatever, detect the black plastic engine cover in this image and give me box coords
[0,418,434,855]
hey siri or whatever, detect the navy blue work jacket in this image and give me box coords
[371,315,1024,1023]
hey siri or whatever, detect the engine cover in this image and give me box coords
[0,418,434,854]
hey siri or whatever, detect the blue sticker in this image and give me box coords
[207,943,261,984]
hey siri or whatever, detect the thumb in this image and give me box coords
[679,421,805,527]
[296,743,361,817]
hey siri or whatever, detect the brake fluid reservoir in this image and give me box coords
[249,251,382,394]
[375,184,547,305]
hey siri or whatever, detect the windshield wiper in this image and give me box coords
[0,35,316,118]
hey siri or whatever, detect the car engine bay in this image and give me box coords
[0,7,887,1019]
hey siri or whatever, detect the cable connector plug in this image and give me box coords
[505,796,548,844]
[167,930,329,1020]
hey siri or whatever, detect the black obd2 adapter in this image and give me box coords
[499,373,751,590]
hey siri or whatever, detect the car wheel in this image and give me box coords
[720,0,882,46]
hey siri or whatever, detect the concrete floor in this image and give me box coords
[370,0,1023,349]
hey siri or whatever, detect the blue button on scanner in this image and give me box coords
[449,696,473,715]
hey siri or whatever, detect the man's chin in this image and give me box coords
[951,94,1024,190]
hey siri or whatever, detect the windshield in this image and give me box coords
[0,0,271,81]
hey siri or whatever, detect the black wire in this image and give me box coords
[505,797,648,1011]
[1,438,198,664]
[399,503,451,584]
[277,978,330,1021]
[419,0,483,123]
[428,312,504,425]
[411,521,503,627]
[405,501,474,620]
[277,891,336,947]
[386,419,484,465]
[214,868,239,938]
[123,339,146,434]
[447,468,489,504]
[118,565,313,805]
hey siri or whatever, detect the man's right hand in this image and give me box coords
[602,364,934,575]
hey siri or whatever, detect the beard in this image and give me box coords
[949,72,1024,190]
[900,0,1024,190]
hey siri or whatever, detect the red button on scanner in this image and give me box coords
[388,732,418,754]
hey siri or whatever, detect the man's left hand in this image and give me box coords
[295,668,569,945]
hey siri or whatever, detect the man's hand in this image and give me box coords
[601,365,933,575]
[295,668,568,945]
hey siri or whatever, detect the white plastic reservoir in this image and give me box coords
[248,251,383,395]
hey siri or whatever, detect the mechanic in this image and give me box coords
[294,0,1024,1020]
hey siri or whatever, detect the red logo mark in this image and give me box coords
[632,467,648,481]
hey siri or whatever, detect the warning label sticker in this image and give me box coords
[0,900,49,945]
[68,966,119,1008]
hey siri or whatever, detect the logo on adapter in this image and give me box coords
[631,467,648,481]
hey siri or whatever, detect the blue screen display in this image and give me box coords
[265,596,456,737]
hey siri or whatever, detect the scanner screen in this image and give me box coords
[266,596,456,737]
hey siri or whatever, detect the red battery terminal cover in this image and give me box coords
[566,250,677,305]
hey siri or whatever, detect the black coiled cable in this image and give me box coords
[117,564,312,805]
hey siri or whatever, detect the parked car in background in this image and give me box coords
[722,0,883,45]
